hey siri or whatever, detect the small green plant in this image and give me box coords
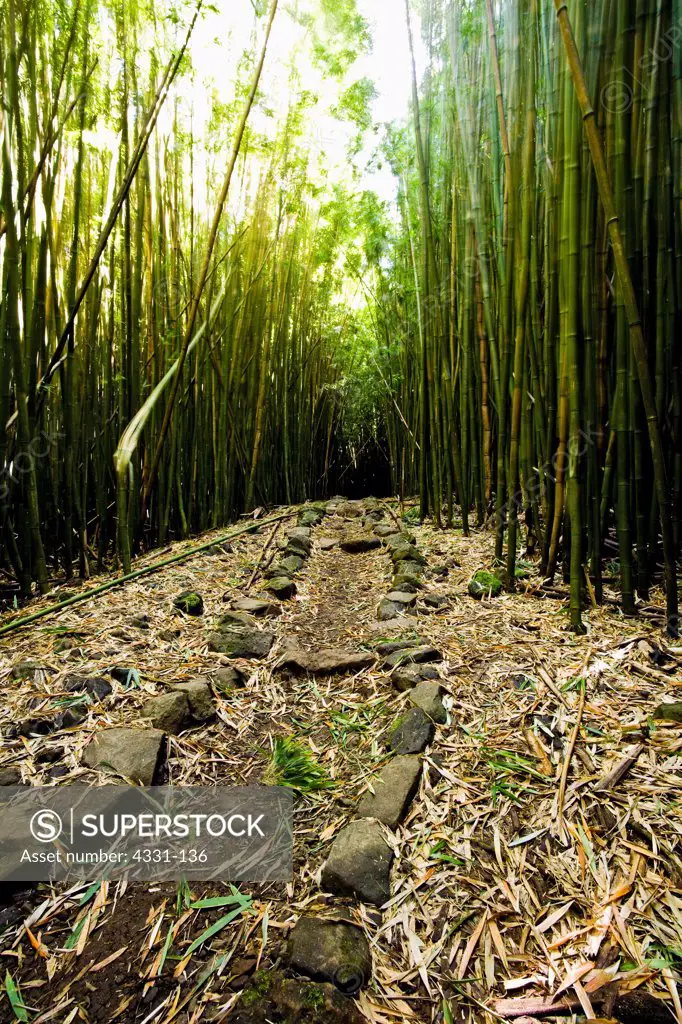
[468,570,503,599]
[264,736,334,793]
[402,505,422,524]
[484,747,546,804]
[429,840,464,866]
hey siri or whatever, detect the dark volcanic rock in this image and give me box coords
[144,691,191,735]
[299,507,326,527]
[355,755,422,827]
[109,666,140,686]
[409,681,447,724]
[279,554,305,575]
[213,666,247,691]
[339,536,381,554]
[373,523,400,538]
[393,559,426,579]
[375,638,427,657]
[385,590,417,606]
[218,609,257,627]
[287,917,372,994]
[264,577,297,600]
[390,663,440,692]
[231,971,364,1024]
[173,679,215,722]
[0,768,23,786]
[321,819,393,907]
[288,527,312,544]
[9,706,87,739]
[382,645,442,669]
[389,542,426,566]
[388,708,435,755]
[385,531,417,549]
[208,625,275,658]
[65,675,113,701]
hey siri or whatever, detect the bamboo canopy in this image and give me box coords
[1,0,681,634]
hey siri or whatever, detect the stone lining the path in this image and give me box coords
[262,504,327,600]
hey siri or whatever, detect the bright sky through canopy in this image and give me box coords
[144,0,423,214]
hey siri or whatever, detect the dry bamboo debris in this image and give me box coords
[0,512,681,1022]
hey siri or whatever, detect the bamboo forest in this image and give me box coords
[1,0,682,1023]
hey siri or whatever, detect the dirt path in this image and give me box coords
[0,500,681,1023]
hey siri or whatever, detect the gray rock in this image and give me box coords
[173,590,204,616]
[393,559,427,578]
[278,645,375,675]
[321,819,393,907]
[382,645,442,669]
[332,501,363,519]
[373,523,401,538]
[422,594,448,609]
[340,537,381,554]
[279,554,305,575]
[375,638,427,656]
[231,972,364,1024]
[231,597,280,618]
[83,728,165,785]
[174,679,215,722]
[654,702,682,723]
[392,574,423,592]
[388,709,435,755]
[390,543,426,566]
[208,625,275,658]
[264,577,297,600]
[0,767,22,786]
[65,675,113,701]
[218,609,257,627]
[299,508,325,527]
[385,531,417,549]
[385,590,417,605]
[390,663,440,692]
[318,537,339,550]
[144,691,191,734]
[409,681,447,724]
[130,614,150,630]
[288,527,312,544]
[356,755,422,827]
[285,539,311,559]
[287,917,372,994]
[213,666,247,691]
[377,599,402,621]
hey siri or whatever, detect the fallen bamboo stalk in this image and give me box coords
[594,744,645,792]
[557,681,586,840]
[0,508,300,639]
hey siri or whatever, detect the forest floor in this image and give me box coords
[0,499,681,1024]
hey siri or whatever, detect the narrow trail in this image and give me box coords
[0,500,680,1023]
